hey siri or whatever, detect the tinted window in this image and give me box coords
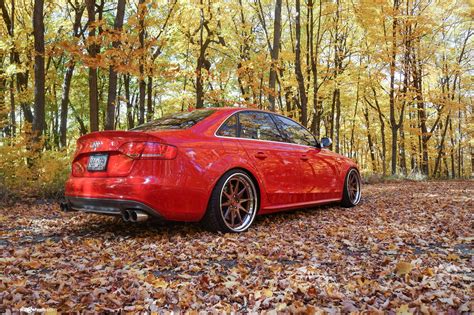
[274,115,316,146]
[238,112,284,142]
[131,109,215,131]
[217,114,238,137]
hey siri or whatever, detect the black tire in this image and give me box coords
[201,169,258,233]
[341,168,362,208]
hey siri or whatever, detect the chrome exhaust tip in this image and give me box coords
[122,210,131,222]
[130,210,149,222]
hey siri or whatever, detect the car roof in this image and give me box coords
[201,106,273,115]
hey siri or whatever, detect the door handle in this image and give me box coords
[255,152,267,159]
[300,154,309,161]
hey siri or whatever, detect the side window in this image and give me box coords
[238,112,284,142]
[217,114,238,137]
[274,115,317,146]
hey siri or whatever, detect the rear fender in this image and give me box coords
[203,154,268,212]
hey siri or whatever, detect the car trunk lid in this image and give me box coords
[72,131,174,177]
[76,131,157,154]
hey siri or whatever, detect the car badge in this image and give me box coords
[90,141,102,150]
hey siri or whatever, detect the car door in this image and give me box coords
[272,115,340,201]
[310,148,341,199]
[236,111,307,207]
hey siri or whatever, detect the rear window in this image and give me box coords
[131,109,215,131]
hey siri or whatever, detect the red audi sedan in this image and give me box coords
[63,108,361,232]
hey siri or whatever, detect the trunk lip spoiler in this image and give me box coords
[78,130,159,141]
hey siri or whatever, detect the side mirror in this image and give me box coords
[320,137,332,148]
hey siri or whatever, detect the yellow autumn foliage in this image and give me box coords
[0,133,70,200]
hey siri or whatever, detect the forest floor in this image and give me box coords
[1,181,473,313]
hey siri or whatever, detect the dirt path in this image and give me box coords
[1,181,472,312]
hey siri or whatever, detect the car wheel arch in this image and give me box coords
[234,167,262,212]
[341,167,362,207]
[207,166,263,216]
[341,166,361,190]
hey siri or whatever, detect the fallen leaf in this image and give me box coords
[446,253,459,261]
[25,260,42,269]
[262,288,273,298]
[395,261,413,276]
[396,304,412,315]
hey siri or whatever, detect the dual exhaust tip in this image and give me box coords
[122,210,149,223]
[59,201,148,223]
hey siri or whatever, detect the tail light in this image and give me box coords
[74,141,84,157]
[72,161,85,176]
[119,142,145,159]
[119,142,177,160]
[140,142,178,159]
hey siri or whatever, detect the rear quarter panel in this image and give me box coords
[172,132,267,221]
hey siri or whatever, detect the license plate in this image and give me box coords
[87,154,108,171]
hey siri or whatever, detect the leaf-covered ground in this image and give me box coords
[1,181,473,313]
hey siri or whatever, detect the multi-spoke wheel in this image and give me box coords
[201,170,258,232]
[341,168,361,207]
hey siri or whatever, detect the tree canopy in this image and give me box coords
[0,0,472,195]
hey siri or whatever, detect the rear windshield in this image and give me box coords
[131,109,215,131]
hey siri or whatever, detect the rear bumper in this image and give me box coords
[65,196,163,219]
[64,175,209,222]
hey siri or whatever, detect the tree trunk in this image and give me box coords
[0,56,7,135]
[138,81,146,124]
[59,3,84,147]
[105,0,126,130]
[449,118,455,178]
[363,106,376,172]
[1,0,15,137]
[390,127,398,175]
[310,0,322,138]
[146,76,153,121]
[1,0,34,126]
[294,0,307,126]
[414,61,429,176]
[32,0,45,141]
[195,50,205,109]
[236,0,250,102]
[268,0,282,111]
[399,124,407,175]
[378,121,387,176]
[194,1,224,109]
[124,74,134,129]
[433,113,451,177]
[330,89,336,142]
[195,13,211,108]
[366,89,387,176]
[458,109,462,177]
[335,88,341,153]
[86,0,99,132]
[305,4,311,110]
[195,0,208,109]
[138,0,146,124]
[59,65,74,147]
[9,77,15,138]
[114,75,122,129]
[70,101,88,135]
[331,0,343,152]
[349,62,362,157]
[471,145,474,178]
[389,0,399,175]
